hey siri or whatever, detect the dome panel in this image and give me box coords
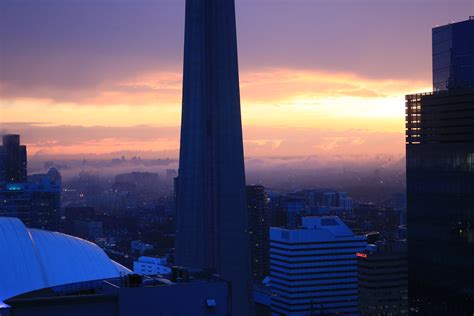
[0,217,130,304]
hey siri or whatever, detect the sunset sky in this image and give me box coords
[1,0,472,160]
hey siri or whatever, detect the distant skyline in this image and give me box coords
[1,0,473,159]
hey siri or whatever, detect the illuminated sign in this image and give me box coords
[356,252,367,258]
[6,184,23,191]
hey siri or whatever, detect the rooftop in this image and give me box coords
[0,217,130,305]
[270,216,365,243]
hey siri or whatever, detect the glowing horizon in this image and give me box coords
[0,0,469,159]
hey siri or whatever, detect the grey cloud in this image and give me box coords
[0,122,179,147]
[1,0,471,102]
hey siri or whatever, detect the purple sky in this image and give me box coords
[1,0,473,159]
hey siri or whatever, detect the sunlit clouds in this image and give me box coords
[0,67,430,157]
[1,0,467,159]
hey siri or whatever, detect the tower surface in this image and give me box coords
[176,0,253,314]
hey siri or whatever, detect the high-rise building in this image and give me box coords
[175,0,253,314]
[0,147,7,183]
[269,216,367,315]
[0,134,27,183]
[357,241,408,315]
[0,169,61,231]
[406,17,474,314]
[247,185,270,282]
[391,192,407,226]
[433,18,474,91]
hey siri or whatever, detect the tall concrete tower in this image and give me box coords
[176,0,253,315]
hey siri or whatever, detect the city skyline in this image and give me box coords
[1,2,473,315]
[1,0,472,159]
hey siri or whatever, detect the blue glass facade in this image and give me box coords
[433,19,474,91]
[433,18,474,91]
[408,17,474,313]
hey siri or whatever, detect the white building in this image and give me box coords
[0,217,130,306]
[133,256,171,275]
[270,216,367,315]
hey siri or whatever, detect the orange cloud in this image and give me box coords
[1,68,429,157]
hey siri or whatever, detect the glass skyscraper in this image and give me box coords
[406,17,474,314]
[433,18,474,91]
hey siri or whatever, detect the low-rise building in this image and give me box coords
[5,272,229,316]
[133,256,171,275]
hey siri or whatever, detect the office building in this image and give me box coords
[391,192,407,226]
[0,134,27,183]
[0,170,61,231]
[357,241,408,315]
[175,0,253,314]
[269,216,367,315]
[0,135,60,231]
[0,147,7,184]
[406,17,474,313]
[433,18,474,91]
[247,185,270,282]
[133,256,171,275]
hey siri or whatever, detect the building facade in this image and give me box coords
[357,241,408,315]
[0,171,61,231]
[133,256,171,276]
[175,0,253,315]
[433,18,474,91]
[247,185,270,282]
[406,17,474,313]
[269,216,367,315]
[0,134,27,183]
[5,275,229,316]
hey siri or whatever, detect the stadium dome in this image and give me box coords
[0,217,130,304]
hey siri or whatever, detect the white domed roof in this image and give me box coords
[0,217,130,304]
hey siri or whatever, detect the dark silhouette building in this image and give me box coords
[0,134,27,183]
[175,0,253,315]
[358,241,408,315]
[5,274,229,316]
[0,169,61,231]
[406,17,474,314]
[246,185,270,282]
[0,135,60,231]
